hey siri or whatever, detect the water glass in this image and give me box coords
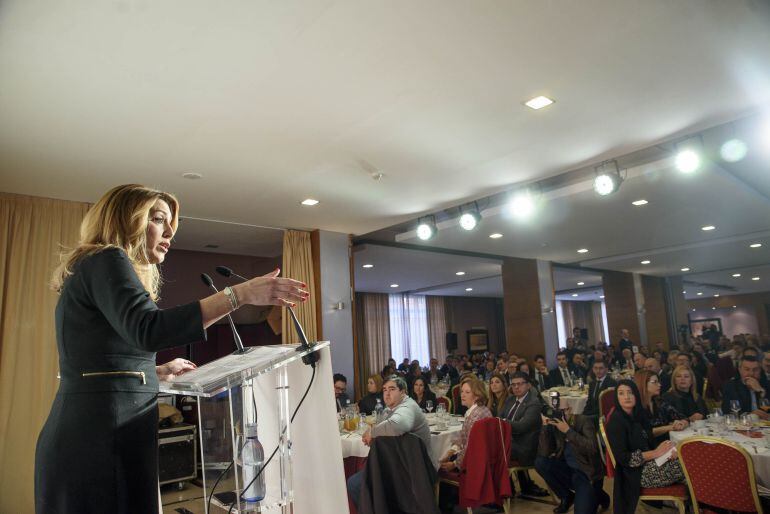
[426,400,434,413]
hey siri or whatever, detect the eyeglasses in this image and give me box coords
[510,381,527,387]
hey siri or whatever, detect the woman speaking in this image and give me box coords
[35,184,308,513]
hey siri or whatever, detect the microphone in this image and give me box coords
[200,273,250,354]
[214,266,318,367]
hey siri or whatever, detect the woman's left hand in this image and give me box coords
[440,460,456,471]
[156,358,197,382]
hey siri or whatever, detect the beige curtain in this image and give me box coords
[561,301,595,344]
[0,193,91,514]
[591,301,608,345]
[356,292,390,378]
[281,230,318,344]
[426,296,448,363]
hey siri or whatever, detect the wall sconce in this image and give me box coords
[332,302,345,311]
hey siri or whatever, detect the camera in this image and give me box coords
[542,391,564,420]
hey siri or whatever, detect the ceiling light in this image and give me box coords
[750,243,762,248]
[182,172,203,180]
[675,141,702,173]
[732,273,741,278]
[577,282,585,286]
[524,96,554,110]
[489,233,503,239]
[458,203,481,231]
[712,307,716,310]
[714,294,720,297]
[641,260,651,265]
[683,291,687,294]
[571,293,579,297]
[577,248,589,254]
[416,216,437,241]
[362,264,374,269]
[752,277,760,281]
[720,139,748,162]
[697,292,703,296]
[632,199,648,206]
[733,305,737,308]
[692,309,696,312]
[600,295,605,299]
[456,271,466,276]
[465,287,474,292]
[701,225,715,231]
[301,198,319,206]
[681,267,690,272]
[508,191,536,220]
[593,160,623,196]
[390,284,399,288]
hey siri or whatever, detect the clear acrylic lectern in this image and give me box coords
[159,342,328,513]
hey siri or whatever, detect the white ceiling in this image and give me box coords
[172,217,283,257]
[2,0,770,238]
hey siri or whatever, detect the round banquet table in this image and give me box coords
[670,427,770,488]
[541,387,588,415]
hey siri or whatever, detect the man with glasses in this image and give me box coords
[334,373,350,412]
[582,360,616,418]
[501,372,548,497]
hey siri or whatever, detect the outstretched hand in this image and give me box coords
[234,268,309,308]
[156,358,197,382]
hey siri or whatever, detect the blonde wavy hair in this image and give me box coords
[51,184,179,300]
[669,365,701,400]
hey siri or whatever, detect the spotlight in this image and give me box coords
[458,203,481,231]
[416,216,437,241]
[508,191,535,220]
[720,139,748,163]
[674,137,703,173]
[593,160,623,196]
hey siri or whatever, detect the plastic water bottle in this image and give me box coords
[374,398,384,423]
[241,423,266,502]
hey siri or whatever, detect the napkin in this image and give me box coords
[654,446,675,467]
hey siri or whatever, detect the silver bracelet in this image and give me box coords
[223,286,239,310]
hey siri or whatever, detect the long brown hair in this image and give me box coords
[487,372,509,413]
[633,369,657,412]
[51,184,179,300]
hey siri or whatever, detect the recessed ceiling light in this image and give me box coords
[362,264,374,269]
[750,243,762,248]
[182,172,203,180]
[692,309,696,312]
[701,225,715,231]
[524,95,554,110]
[577,248,589,254]
[571,293,579,297]
[681,267,690,272]
[301,198,319,206]
[682,291,687,294]
[733,305,737,308]
[489,233,503,239]
[456,271,466,276]
[465,288,473,292]
[641,260,651,265]
[712,307,716,310]
[599,295,605,299]
[714,294,720,297]
[577,281,585,286]
[732,273,741,277]
[752,277,760,281]
[720,139,748,163]
[675,148,701,174]
[390,284,399,288]
[632,199,648,206]
[697,292,703,296]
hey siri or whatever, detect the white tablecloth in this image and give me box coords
[670,428,770,487]
[340,418,463,466]
[541,388,588,415]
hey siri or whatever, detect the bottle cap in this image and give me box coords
[245,422,258,438]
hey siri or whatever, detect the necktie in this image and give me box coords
[562,368,570,386]
[538,373,544,390]
[595,379,602,400]
[508,400,521,420]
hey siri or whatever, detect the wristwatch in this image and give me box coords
[223,286,239,310]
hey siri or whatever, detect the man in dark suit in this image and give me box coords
[549,351,574,387]
[532,354,550,391]
[502,372,548,497]
[722,356,769,419]
[569,352,589,381]
[582,360,617,418]
[617,328,633,353]
[644,357,670,393]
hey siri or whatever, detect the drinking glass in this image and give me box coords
[426,400,434,414]
[730,400,741,417]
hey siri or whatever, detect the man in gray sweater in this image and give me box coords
[347,375,431,508]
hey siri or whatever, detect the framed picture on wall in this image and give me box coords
[688,317,723,337]
[467,329,489,353]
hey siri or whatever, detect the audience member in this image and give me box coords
[532,354,550,391]
[721,355,769,419]
[550,351,575,387]
[674,352,705,394]
[634,370,688,445]
[570,352,588,380]
[644,357,670,393]
[582,360,617,418]
[487,372,510,417]
[663,365,708,421]
[617,329,634,353]
[334,373,349,412]
[605,380,684,514]
[439,376,492,471]
[410,376,437,411]
[358,374,384,415]
[397,358,410,373]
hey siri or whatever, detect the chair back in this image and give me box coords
[701,377,708,400]
[597,411,616,478]
[436,396,451,413]
[678,437,762,513]
[451,384,462,414]
[598,387,615,422]
[459,417,513,507]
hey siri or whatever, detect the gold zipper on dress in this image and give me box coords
[81,370,147,384]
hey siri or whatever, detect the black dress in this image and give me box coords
[358,392,383,415]
[35,249,205,513]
